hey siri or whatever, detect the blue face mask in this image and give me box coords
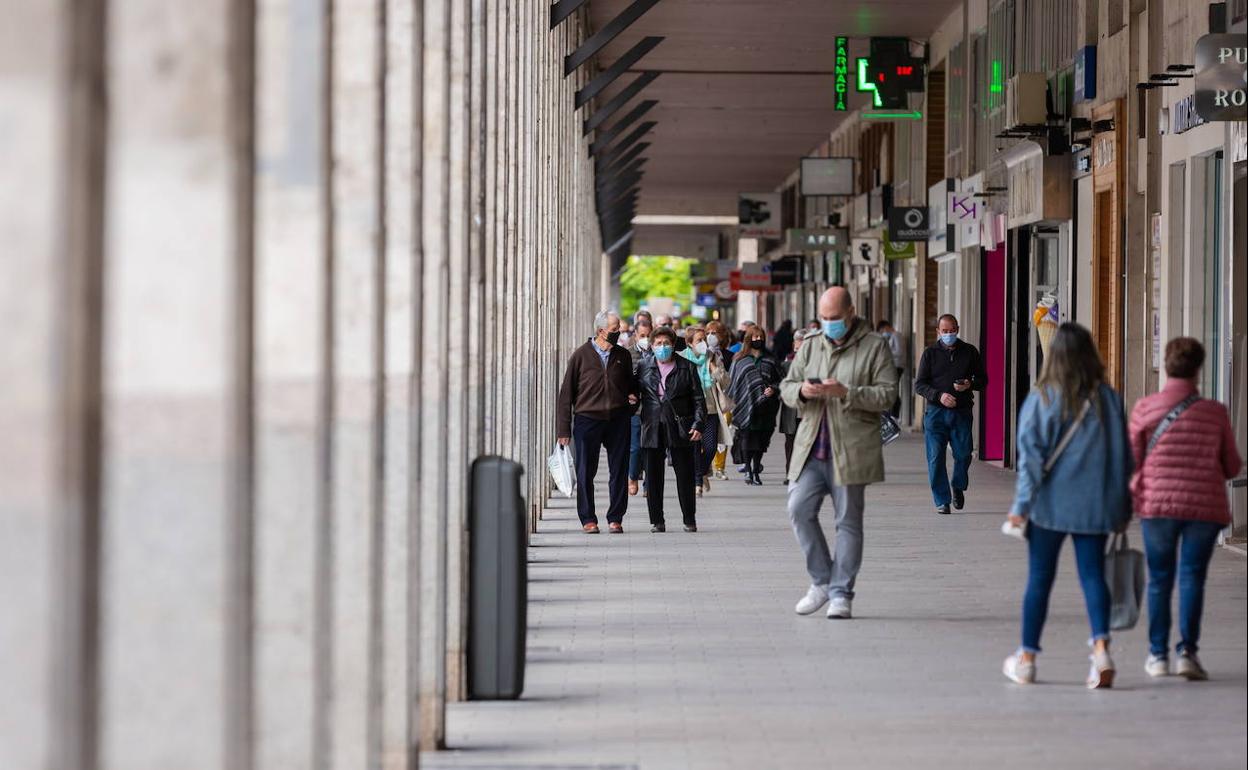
[653,344,673,362]
[940,333,958,347]
[822,318,848,341]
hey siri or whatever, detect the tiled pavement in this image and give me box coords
[425,435,1248,770]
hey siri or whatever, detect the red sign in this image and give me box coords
[729,270,780,292]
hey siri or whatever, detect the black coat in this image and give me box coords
[637,356,707,449]
[913,340,987,412]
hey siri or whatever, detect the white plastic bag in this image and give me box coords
[547,443,576,498]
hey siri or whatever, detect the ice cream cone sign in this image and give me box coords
[1034,299,1060,359]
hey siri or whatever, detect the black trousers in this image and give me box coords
[644,440,697,527]
[572,411,631,525]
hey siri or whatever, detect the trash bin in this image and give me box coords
[467,456,527,700]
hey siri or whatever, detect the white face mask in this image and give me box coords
[707,333,720,349]
[637,337,651,350]
[693,341,708,356]
[619,332,632,346]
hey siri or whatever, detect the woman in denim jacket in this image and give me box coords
[1002,323,1133,689]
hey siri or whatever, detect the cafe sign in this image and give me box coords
[786,228,849,253]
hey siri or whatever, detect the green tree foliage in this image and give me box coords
[618,256,694,319]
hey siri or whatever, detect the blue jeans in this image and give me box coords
[923,407,973,507]
[1021,523,1110,654]
[1141,518,1223,657]
[628,414,643,481]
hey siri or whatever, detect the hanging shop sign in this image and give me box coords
[882,236,916,260]
[868,185,891,227]
[947,180,986,249]
[927,178,955,257]
[695,293,718,307]
[713,280,737,302]
[1172,94,1208,134]
[1001,140,1071,229]
[786,227,849,253]
[768,256,805,286]
[850,238,881,267]
[728,269,779,293]
[852,192,870,233]
[737,192,782,238]
[800,157,855,196]
[1194,34,1248,122]
[834,37,851,111]
[1072,147,1093,179]
[1073,46,1097,103]
[887,206,929,242]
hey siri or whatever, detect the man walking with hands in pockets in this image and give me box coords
[781,287,898,619]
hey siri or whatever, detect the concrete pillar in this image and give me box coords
[418,0,451,750]
[99,0,237,766]
[253,0,326,766]
[380,0,418,765]
[1,3,106,769]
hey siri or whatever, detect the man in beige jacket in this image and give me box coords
[780,287,898,619]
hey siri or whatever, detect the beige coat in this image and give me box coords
[779,319,898,485]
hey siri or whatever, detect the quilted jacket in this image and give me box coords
[1128,378,1243,525]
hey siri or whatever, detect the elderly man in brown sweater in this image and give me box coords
[557,310,640,534]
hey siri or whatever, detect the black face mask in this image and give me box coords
[749,338,765,350]
[606,331,621,345]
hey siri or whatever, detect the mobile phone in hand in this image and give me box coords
[807,377,822,385]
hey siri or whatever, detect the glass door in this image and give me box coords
[1030,228,1062,383]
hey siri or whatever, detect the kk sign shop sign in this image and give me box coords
[1195,34,1247,122]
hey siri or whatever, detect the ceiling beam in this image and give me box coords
[583,71,661,136]
[549,0,590,29]
[575,36,664,108]
[588,100,657,156]
[564,0,664,76]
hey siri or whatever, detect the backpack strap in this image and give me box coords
[1144,392,1200,458]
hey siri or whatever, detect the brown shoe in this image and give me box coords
[583,523,600,534]
[608,522,624,534]
[628,479,639,496]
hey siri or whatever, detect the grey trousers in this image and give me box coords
[786,457,866,599]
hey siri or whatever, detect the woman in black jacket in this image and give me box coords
[728,325,783,485]
[637,327,707,532]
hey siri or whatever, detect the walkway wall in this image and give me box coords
[0,1,601,768]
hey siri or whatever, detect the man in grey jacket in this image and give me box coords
[780,287,898,619]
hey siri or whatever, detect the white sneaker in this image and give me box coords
[1087,648,1116,689]
[1176,651,1208,681]
[794,585,829,615]
[826,595,852,619]
[1003,651,1036,684]
[1145,654,1169,678]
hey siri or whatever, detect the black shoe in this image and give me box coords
[936,505,951,515]
[650,523,666,533]
[783,479,790,486]
[683,525,697,533]
[953,489,965,510]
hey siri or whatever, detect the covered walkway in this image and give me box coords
[430,436,1248,770]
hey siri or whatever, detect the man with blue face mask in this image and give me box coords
[780,287,898,620]
[913,314,988,515]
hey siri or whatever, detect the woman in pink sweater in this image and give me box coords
[1129,338,1242,681]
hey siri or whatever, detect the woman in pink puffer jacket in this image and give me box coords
[1129,337,1242,682]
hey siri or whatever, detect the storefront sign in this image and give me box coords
[850,238,881,267]
[695,293,717,307]
[927,179,954,257]
[887,206,929,242]
[786,227,849,253]
[1074,46,1097,103]
[800,157,855,196]
[738,192,782,238]
[1072,148,1093,178]
[1172,94,1208,134]
[882,236,916,260]
[868,185,890,227]
[713,280,737,301]
[768,256,805,285]
[834,37,851,111]
[728,269,779,292]
[1194,34,1248,122]
[1005,143,1044,228]
[852,192,870,232]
